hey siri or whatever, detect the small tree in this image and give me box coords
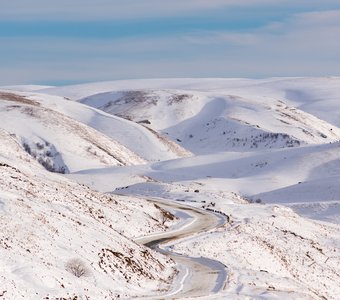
[159,211,168,225]
[154,204,175,226]
[65,258,91,278]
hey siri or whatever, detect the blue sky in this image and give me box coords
[1,0,340,85]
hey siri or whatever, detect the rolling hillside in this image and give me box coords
[75,82,340,154]
[0,128,176,299]
[1,77,340,299]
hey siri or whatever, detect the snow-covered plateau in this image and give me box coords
[1,77,339,299]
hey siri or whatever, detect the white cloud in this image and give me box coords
[294,10,340,26]
[184,9,340,51]
[0,0,242,20]
[184,32,260,46]
[1,9,340,84]
[0,0,316,21]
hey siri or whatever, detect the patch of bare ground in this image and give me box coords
[0,92,40,106]
[167,93,193,105]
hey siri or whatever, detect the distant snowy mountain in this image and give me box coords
[79,89,340,154]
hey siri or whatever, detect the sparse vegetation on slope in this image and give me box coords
[1,78,340,299]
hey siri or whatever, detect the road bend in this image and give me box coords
[135,198,228,299]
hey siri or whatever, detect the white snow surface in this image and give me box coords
[0,128,176,299]
[1,77,340,299]
[0,91,146,173]
[45,78,340,155]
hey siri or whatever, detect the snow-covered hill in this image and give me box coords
[1,77,340,299]
[78,87,340,154]
[1,90,191,163]
[0,91,146,173]
[40,76,340,127]
[0,128,175,299]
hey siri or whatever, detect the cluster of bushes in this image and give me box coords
[22,141,68,174]
[221,131,301,149]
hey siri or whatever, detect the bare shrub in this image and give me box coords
[38,157,55,172]
[65,258,91,278]
[167,93,193,105]
[243,196,263,204]
[23,143,31,155]
[36,142,44,150]
[154,204,175,225]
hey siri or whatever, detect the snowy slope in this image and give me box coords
[78,88,340,154]
[0,128,176,299]
[101,147,340,298]
[40,77,340,128]
[0,91,145,173]
[72,148,340,299]
[229,77,340,127]
[37,77,340,224]
[0,85,53,92]
[1,90,191,162]
[172,201,340,299]
[33,92,191,161]
[101,141,339,223]
[1,78,340,299]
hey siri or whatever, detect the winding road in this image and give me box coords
[135,198,228,299]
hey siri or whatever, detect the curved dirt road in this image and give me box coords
[135,198,228,299]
